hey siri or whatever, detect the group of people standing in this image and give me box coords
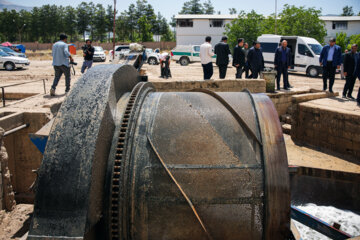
[200,36,265,81]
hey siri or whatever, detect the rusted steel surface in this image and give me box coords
[28,64,140,239]
[108,87,290,239]
[28,65,290,239]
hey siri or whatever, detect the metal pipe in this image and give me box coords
[4,124,29,137]
[2,87,5,107]
[43,79,46,94]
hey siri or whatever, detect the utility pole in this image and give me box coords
[112,0,116,60]
[275,0,277,35]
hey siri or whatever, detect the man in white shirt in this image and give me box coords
[200,36,215,80]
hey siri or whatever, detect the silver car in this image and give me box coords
[0,46,26,58]
[93,46,106,62]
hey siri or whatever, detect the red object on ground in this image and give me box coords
[1,42,12,47]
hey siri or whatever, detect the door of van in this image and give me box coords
[192,45,201,62]
[294,41,314,72]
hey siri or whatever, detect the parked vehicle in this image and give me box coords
[0,46,27,58]
[0,49,30,71]
[171,45,232,66]
[108,45,130,62]
[146,49,161,65]
[257,34,324,77]
[93,46,106,62]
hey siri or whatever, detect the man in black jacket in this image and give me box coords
[215,36,231,79]
[247,41,264,79]
[342,44,358,99]
[233,38,245,79]
[274,40,292,90]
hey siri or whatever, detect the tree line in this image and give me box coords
[0,0,175,43]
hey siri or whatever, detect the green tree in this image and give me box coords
[229,8,237,15]
[277,5,326,43]
[336,32,349,52]
[105,5,115,42]
[93,4,107,41]
[179,0,204,14]
[138,15,153,42]
[64,6,78,42]
[348,34,360,50]
[225,10,266,48]
[77,2,92,40]
[342,5,354,16]
[203,0,215,14]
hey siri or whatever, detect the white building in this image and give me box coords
[174,14,237,46]
[319,16,360,42]
[175,15,360,46]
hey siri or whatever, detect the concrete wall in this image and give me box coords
[176,18,233,47]
[1,112,50,203]
[152,79,266,93]
[323,20,360,42]
[291,101,360,160]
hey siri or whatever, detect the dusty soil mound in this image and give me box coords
[0,204,33,240]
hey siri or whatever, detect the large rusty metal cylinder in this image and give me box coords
[28,65,290,240]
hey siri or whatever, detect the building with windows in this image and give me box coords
[319,16,360,42]
[174,15,237,46]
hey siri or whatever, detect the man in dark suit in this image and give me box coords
[274,40,292,90]
[247,41,264,79]
[233,38,245,79]
[319,38,342,93]
[342,44,358,99]
[215,36,231,79]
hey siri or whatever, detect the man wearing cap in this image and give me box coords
[247,41,264,79]
[50,33,74,96]
[214,36,231,79]
[319,38,342,93]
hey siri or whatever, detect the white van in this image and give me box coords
[257,34,323,77]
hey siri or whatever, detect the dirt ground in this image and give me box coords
[0,56,359,239]
[0,204,32,240]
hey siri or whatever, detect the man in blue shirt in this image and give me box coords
[50,33,74,96]
[274,40,292,90]
[319,38,342,93]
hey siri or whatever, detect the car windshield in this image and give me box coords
[0,50,9,56]
[308,44,322,55]
[95,47,103,51]
[0,47,15,53]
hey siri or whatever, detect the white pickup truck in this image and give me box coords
[0,49,30,70]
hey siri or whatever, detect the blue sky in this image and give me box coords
[5,0,360,20]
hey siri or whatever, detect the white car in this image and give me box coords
[0,49,30,70]
[108,45,130,62]
[93,46,106,62]
[146,49,161,65]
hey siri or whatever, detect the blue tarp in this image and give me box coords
[13,44,26,53]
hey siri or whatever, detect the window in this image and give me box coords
[332,21,348,30]
[193,46,200,52]
[298,44,313,57]
[210,20,224,27]
[260,43,278,53]
[308,44,322,55]
[178,19,193,27]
